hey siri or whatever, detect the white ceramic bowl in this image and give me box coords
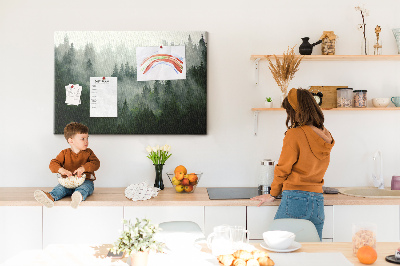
[263,230,295,250]
[372,98,390,107]
[58,174,86,189]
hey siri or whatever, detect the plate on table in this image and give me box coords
[386,255,400,264]
[260,241,301,253]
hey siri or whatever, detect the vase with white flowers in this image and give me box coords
[355,5,370,55]
[146,145,172,190]
[111,219,164,266]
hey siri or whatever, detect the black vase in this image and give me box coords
[154,164,164,190]
[299,37,322,55]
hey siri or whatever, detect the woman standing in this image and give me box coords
[251,88,335,240]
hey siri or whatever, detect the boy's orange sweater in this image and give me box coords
[270,125,335,197]
[49,148,100,180]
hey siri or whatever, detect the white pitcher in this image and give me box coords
[207,225,233,256]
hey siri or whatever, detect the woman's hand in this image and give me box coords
[250,194,275,207]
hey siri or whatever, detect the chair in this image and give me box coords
[267,218,321,242]
[157,221,206,246]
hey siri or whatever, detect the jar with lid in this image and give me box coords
[353,90,367,108]
[258,159,275,195]
[337,88,353,108]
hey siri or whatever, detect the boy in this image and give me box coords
[34,122,100,209]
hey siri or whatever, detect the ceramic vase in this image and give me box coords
[392,28,400,54]
[264,101,273,108]
[130,250,149,266]
[154,164,164,190]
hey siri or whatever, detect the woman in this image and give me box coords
[251,88,335,240]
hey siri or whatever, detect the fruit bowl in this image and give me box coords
[166,172,202,193]
[57,173,86,189]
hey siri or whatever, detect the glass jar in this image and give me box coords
[337,88,353,108]
[352,223,377,256]
[258,159,275,195]
[354,90,367,108]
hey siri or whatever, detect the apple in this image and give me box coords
[171,176,181,186]
[175,172,184,181]
[188,173,198,183]
[184,185,194,192]
[175,185,185,193]
[181,178,190,186]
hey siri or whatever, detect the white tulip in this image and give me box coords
[164,145,171,152]
[146,146,152,153]
[155,145,160,151]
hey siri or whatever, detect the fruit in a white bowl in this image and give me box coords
[263,230,295,250]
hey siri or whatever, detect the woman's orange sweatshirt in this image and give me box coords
[270,125,335,197]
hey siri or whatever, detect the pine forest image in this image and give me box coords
[54,31,207,134]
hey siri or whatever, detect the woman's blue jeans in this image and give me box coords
[274,190,324,240]
[50,180,94,201]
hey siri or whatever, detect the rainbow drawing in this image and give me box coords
[140,54,184,74]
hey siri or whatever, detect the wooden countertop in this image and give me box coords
[1,187,400,207]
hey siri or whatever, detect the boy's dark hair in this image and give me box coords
[64,122,89,141]
[282,89,324,129]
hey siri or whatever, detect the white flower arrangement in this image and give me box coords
[111,218,164,255]
[146,145,172,165]
[355,5,370,55]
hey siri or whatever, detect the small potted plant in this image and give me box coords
[110,218,164,266]
[265,97,273,108]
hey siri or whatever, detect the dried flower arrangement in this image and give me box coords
[355,5,370,55]
[266,46,303,97]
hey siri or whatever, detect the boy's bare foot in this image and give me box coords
[34,190,54,208]
[71,191,83,209]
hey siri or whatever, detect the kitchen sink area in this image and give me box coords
[339,187,400,198]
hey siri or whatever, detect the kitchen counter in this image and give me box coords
[1,187,400,206]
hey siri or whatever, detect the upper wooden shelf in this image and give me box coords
[252,107,400,111]
[250,55,400,61]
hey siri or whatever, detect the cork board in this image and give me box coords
[309,86,348,108]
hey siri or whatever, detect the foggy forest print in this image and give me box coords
[54,31,207,134]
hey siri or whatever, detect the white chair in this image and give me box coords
[156,221,206,250]
[267,218,321,242]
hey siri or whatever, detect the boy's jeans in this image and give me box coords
[274,190,324,240]
[50,180,94,201]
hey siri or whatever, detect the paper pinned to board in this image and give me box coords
[65,84,82,106]
[136,46,186,81]
[90,77,117,117]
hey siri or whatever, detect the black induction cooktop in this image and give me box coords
[207,187,259,200]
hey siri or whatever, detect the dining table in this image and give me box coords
[2,242,399,266]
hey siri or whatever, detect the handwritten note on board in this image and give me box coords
[90,77,117,117]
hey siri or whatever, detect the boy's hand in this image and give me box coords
[58,168,72,177]
[73,166,85,178]
[250,194,275,207]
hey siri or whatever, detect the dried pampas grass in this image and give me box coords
[266,46,303,96]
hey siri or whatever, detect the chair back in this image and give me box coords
[267,218,320,242]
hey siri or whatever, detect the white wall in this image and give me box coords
[1,0,399,188]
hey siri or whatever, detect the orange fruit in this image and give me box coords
[357,246,377,264]
[174,165,187,175]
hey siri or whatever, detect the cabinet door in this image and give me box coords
[333,205,399,242]
[0,206,42,264]
[124,206,205,232]
[43,206,123,247]
[247,206,333,240]
[204,206,246,236]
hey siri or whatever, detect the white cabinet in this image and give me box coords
[43,206,123,247]
[0,206,42,264]
[124,206,205,232]
[333,205,399,242]
[204,206,246,236]
[247,206,333,240]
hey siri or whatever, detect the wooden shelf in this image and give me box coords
[252,107,400,111]
[250,55,400,61]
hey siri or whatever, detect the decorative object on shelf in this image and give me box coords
[311,91,323,106]
[392,28,400,54]
[320,31,337,55]
[125,182,160,201]
[355,5,370,55]
[374,26,382,55]
[391,96,400,107]
[372,98,390,107]
[264,97,273,108]
[299,37,322,55]
[337,88,354,108]
[111,219,164,266]
[354,90,367,108]
[309,86,347,108]
[266,46,304,99]
[146,145,172,190]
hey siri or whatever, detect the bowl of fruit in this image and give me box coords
[167,165,202,193]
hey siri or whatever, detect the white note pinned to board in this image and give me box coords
[90,77,118,117]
